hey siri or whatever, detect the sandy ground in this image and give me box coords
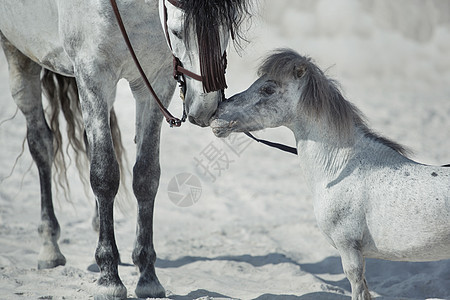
[0,1,449,299]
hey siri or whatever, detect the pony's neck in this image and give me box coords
[290,120,355,190]
[290,119,410,191]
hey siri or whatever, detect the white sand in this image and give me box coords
[0,1,449,299]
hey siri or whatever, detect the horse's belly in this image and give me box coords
[0,0,74,75]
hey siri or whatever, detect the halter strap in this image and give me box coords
[244,132,298,155]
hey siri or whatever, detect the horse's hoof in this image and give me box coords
[96,278,127,300]
[38,255,66,269]
[37,242,67,269]
[135,276,165,298]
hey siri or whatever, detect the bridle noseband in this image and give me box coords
[109,0,227,127]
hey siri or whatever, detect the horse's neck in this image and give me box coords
[97,0,167,81]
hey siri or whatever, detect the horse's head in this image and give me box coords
[160,0,249,127]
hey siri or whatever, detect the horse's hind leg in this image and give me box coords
[0,35,66,269]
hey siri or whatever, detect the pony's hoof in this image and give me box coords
[135,276,165,298]
[38,255,66,269]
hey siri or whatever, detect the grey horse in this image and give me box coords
[0,0,250,298]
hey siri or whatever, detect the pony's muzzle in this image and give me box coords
[210,118,237,137]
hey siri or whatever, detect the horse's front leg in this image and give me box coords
[130,77,174,298]
[74,68,126,299]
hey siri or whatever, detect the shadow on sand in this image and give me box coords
[155,253,450,299]
[155,252,299,269]
[167,290,349,300]
[168,289,233,300]
[254,292,350,300]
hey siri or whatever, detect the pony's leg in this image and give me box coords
[74,68,126,298]
[0,35,66,269]
[338,244,371,300]
[130,78,173,298]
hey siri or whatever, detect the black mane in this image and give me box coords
[181,0,251,92]
[181,0,250,45]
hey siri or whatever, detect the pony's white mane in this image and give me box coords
[258,49,409,156]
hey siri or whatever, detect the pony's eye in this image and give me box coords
[261,85,276,96]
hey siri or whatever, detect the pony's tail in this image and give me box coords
[41,69,129,204]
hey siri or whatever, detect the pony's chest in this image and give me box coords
[313,183,366,241]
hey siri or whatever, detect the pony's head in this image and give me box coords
[211,49,309,137]
[160,0,249,127]
[211,49,360,139]
[212,49,408,155]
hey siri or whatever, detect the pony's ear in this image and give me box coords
[294,64,306,79]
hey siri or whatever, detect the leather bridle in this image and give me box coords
[109,0,227,127]
[165,1,296,155]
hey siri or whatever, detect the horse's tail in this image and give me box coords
[41,69,128,203]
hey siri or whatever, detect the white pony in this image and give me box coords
[0,0,249,298]
[211,49,450,300]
